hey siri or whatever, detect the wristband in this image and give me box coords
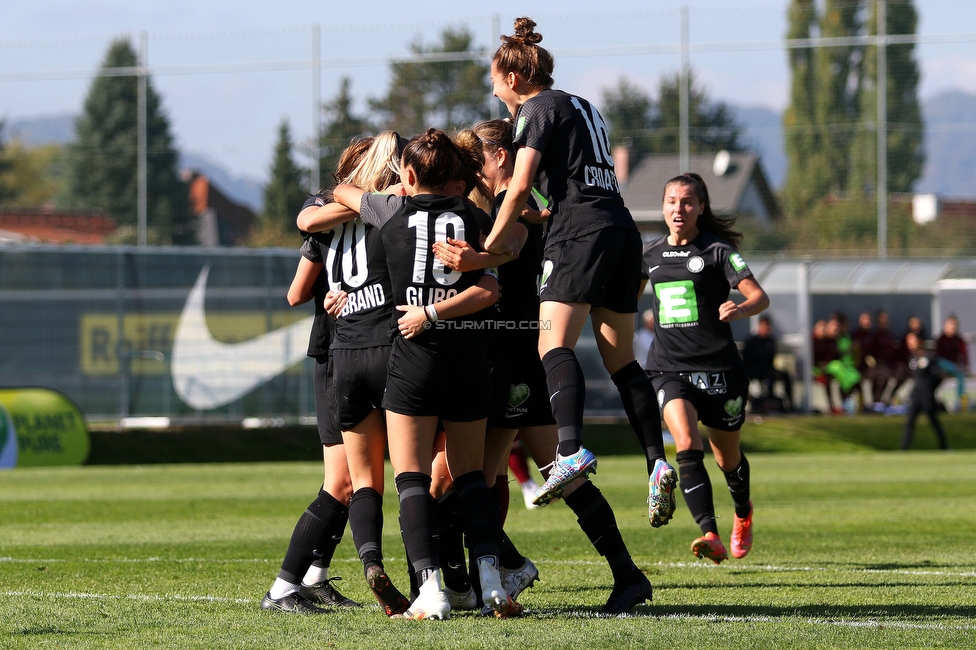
[425,305,439,322]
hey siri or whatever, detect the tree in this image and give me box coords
[316,77,371,187]
[262,119,307,233]
[370,26,490,135]
[63,38,190,244]
[783,0,823,215]
[0,121,16,204]
[850,0,924,195]
[600,72,743,161]
[650,70,744,154]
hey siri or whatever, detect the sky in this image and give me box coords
[4,1,976,184]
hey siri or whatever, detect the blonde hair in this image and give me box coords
[493,17,554,89]
[452,129,494,211]
[345,131,404,192]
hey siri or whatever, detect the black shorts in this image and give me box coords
[312,354,342,446]
[489,331,555,429]
[540,227,642,313]
[332,346,391,430]
[649,367,749,432]
[383,336,491,422]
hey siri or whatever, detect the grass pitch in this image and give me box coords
[2,449,975,649]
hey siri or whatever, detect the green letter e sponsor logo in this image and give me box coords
[729,252,748,272]
[655,280,698,325]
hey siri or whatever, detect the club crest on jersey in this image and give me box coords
[687,256,704,273]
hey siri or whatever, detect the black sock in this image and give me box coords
[309,489,348,575]
[395,472,438,577]
[498,529,526,571]
[277,489,346,583]
[676,449,717,535]
[453,470,499,561]
[542,347,586,457]
[436,489,470,591]
[563,480,635,581]
[349,487,383,568]
[722,453,752,519]
[611,361,666,473]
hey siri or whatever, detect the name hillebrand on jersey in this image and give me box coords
[662,250,691,258]
[405,286,458,306]
[339,283,387,317]
[583,165,620,192]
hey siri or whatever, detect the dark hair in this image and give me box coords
[402,128,459,191]
[663,172,742,250]
[473,119,515,156]
[493,17,554,89]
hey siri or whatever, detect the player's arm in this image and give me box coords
[719,275,770,323]
[296,201,357,232]
[396,273,499,339]
[433,223,528,272]
[484,147,541,255]
[287,257,322,306]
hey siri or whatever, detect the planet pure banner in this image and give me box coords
[0,388,90,467]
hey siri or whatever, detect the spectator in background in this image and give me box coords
[812,319,842,413]
[901,331,949,450]
[742,315,793,412]
[823,312,861,413]
[936,314,970,412]
[865,309,908,412]
[634,309,656,370]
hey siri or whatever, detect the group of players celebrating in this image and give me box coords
[260,16,771,620]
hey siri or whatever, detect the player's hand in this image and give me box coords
[324,289,347,319]
[433,237,479,272]
[718,300,742,322]
[396,304,429,339]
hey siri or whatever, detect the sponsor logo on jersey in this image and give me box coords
[646,265,660,275]
[655,280,699,326]
[687,256,705,273]
[662,250,691,258]
[515,115,527,139]
[729,252,748,272]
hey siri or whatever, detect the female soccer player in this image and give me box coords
[434,120,653,613]
[334,128,518,620]
[642,173,769,564]
[481,17,677,524]
[260,138,373,614]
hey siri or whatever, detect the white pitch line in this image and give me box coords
[1,589,252,605]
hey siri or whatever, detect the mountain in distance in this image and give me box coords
[916,90,976,198]
[734,104,786,189]
[4,113,264,211]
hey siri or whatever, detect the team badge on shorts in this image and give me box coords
[508,383,531,408]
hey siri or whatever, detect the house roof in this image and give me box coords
[185,172,257,246]
[0,208,117,244]
[620,152,780,222]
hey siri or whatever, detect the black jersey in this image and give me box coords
[642,231,754,372]
[299,195,339,357]
[330,216,395,349]
[513,89,637,245]
[494,190,544,323]
[360,192,494,350]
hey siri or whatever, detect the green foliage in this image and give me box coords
[784,1,924,217]
[0,140,66,207]
[0,121,15,204]
[62,38,190,244]
[370,26,490,136]
[601,71,743,161]
[261,119,307,234]
[316,77,371,189]
[1,450,975,648]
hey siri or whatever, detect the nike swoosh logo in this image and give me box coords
[647,265,660,274]
[171,265,313,410]
[682,484,705,494]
